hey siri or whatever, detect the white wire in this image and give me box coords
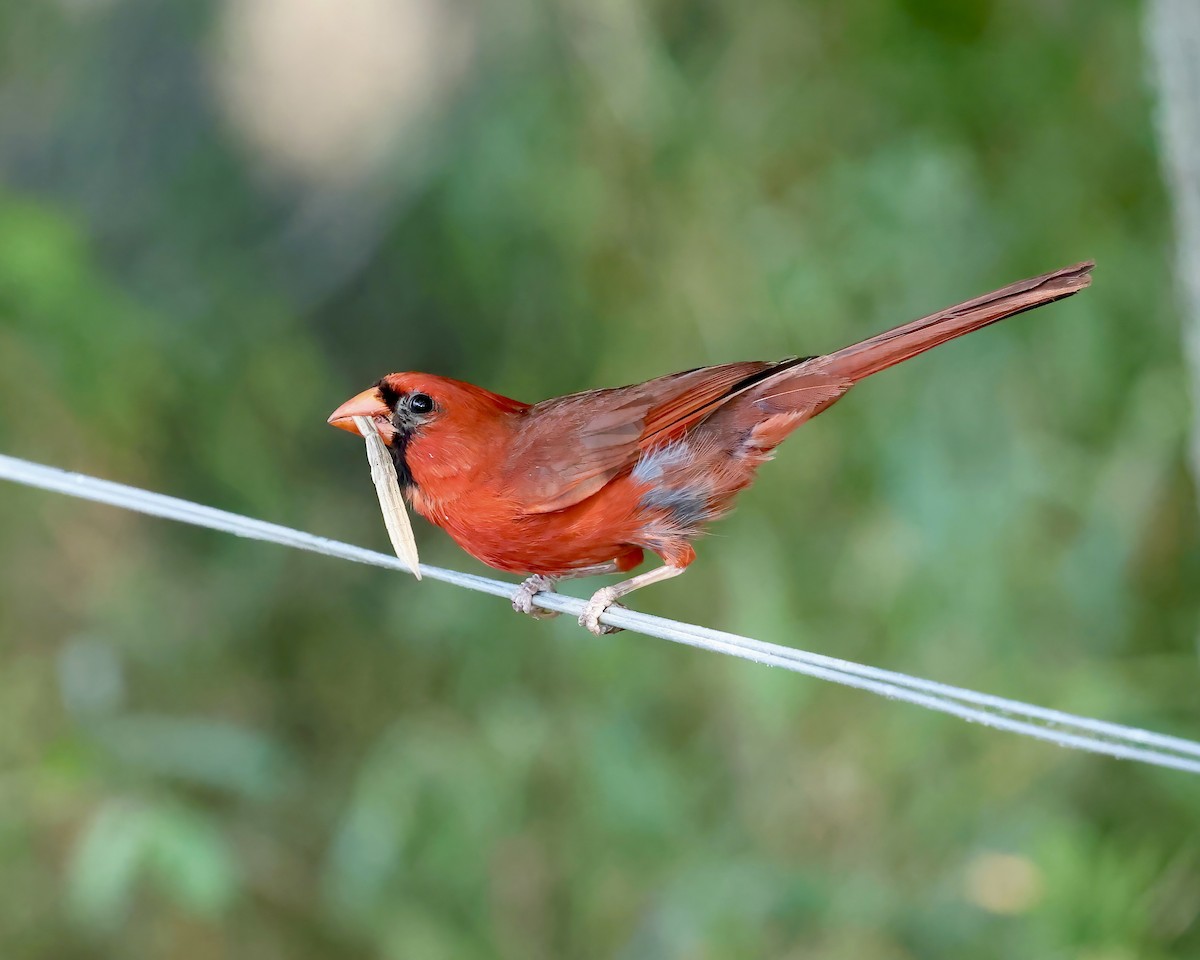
[2,451,1199,775]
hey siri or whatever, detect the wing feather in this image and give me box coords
[504,360,802,513]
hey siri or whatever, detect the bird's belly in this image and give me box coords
[442,514,644,575]
[456,532,640,575]
[420,456,745,576]
[416,480,649,576]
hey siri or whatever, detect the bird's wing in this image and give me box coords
[504,360,803,513]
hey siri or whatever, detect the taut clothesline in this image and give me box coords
[2,452,1198,775]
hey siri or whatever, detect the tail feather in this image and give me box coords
[822,261,1094,383]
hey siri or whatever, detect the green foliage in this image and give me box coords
[69,799,237,932]
[0,0,1197,957]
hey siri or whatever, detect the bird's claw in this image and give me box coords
[580,586,625,635]
[512,574,560,620]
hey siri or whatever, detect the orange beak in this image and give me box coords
[328,387,389,436]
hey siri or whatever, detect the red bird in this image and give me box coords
[330,262,1093,633]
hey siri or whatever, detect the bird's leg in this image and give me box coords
[511,561,622,620]
[511,574,560,619]
[579,563,687,636]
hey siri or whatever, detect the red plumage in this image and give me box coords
[330,261,1093,632]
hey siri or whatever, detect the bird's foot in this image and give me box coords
[579,586,626,636]
[512,574,560,620]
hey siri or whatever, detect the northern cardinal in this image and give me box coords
[330,261,1093,633]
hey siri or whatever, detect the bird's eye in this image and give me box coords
[408,393,434,415]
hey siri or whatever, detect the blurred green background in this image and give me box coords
[1,0,1198,957]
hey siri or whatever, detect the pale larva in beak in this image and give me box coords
[353,415,421,580]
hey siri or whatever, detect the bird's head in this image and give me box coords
[327,373,447,447]
[328,373,530,488]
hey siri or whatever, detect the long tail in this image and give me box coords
[821,261,1094,383]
